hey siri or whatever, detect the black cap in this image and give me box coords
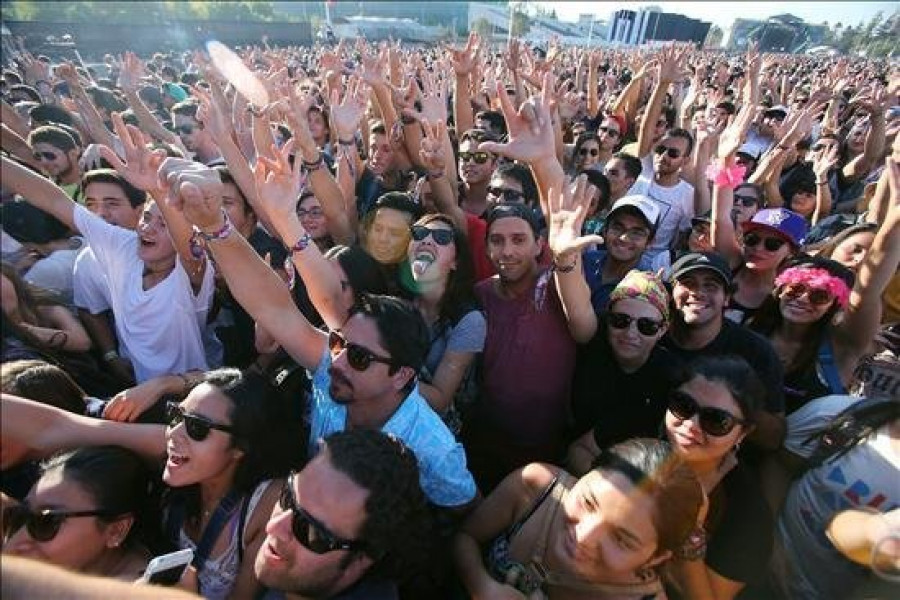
[670,252,732,287]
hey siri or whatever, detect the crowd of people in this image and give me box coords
[0,30,898,600]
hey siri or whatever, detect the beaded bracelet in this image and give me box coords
[552,256,578,273]
[674,526,708,561]
[189,209,233,259]
[302,152,325,172]
[283,232,314,290]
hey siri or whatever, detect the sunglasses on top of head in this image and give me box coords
[653,145,682,159]
[2,504,120,543]
[458,151,490,164]
[781,283,835,306]
[166,402,235,442]
[743,232,786,252]
[328,331,395,372]
[606,312,664,336]
[487,186,525,202]
[280,474,369,555]
[411,225,454,246]
[668,390,748,437]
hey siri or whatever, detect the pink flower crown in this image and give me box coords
[774,267,851,308]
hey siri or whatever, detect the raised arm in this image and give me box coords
[547,174,605,343]
[167,150,327,370]
[0,155,77,230]
[117,52,181,146]
[420,119,465,231]
[810,144,838,225]
[55,62,118,150]
[709,158,744,268]
[833,157,900,367]
[843,87,887,181]
[638,45,688,158]
[1,394,166,461]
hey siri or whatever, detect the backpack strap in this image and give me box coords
[817,337,846,395]
[802,398,900,469]
[191,490,243,570]
[236,492,252,564]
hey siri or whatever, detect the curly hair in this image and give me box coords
[323,430,434,582]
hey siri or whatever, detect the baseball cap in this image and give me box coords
[670,252,733,287]
[764,105,788,119]
[742,208,808,247]
[607,195,660,232]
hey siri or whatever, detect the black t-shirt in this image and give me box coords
[661,320,785,414]
[570,327,686,447]
[704,464,774,587]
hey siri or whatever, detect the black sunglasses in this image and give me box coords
[487,186,525,202]
[668,390,748,437]
[280,475,368,554]
[654,145,682,159]
[3,504,120,543]
[578,147,600,157]
[33,150,59,161]
[328,331,394,372]
[174,124,196,135]
[598,126,620,137]
[411,225,453,246]
[743,232,786,252]
[458,151,490,164]
[607,312,664,336]
[734,194,759,208]
[166,402,235,442]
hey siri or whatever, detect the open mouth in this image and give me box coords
[167,451,190,468]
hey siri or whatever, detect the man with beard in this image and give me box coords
[27,125,83,201]
[172,164,477,510]
[170,99,224,166]
[255,430,435,600]
[463,204,576,492]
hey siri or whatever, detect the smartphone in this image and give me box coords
[139,549,194,586]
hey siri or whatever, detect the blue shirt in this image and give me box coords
[308,349,477,507]
[582,248,654,314]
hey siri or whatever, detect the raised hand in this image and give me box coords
[103,378,167,423]
[547,173,603,262]
[419,119,448,174]
[193,82,232,144]
[330,76,368,141]
[98,112,167,195]
[717,102,755,159]
[253,138,304,229]
[117,51,146,92]
[812,144,839,180]
[163,158,226,231]
[478,71,557,166]
[448,32,479,77]
[54,61,82,88]
[402,69,448,124]
[284,87,319,158]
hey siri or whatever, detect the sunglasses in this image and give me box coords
[174,124,196,135]
[654,145,682,159]
[487,186,525,202]
[734,194,759,208]
[781,283,835,306]
[33,151,59,161]
[459,151,490,164]
[411,225,453,246]
[279,475,368,554]
[578,147,600,157]
[607,312,664,336]
[668,390,747,437]
[743,232,786,252]
[166,402,235,442]
[327,331,394,372]
[3,504,119,543]
[598,126,620,137]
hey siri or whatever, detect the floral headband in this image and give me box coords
[774,267,851,308]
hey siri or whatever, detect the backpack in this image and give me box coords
[802,397,900,469]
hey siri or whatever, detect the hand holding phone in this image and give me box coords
[138,548,194,586]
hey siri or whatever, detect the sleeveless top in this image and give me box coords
[485,474,663,599]
[784,337,846,414]
[177,481,270,600]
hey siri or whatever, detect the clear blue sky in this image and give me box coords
[533,1,895,30]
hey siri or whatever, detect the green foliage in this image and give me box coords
[705,25,724,48]
[826,9,898,57]
[472,17,493,39]
[511,9,530,36]
[2,0,297,24]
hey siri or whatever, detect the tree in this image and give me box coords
[705,25,724,48]
[472,17,493,39]
[511,9,530,36]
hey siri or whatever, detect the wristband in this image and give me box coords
[283,232,314,291]
[400,115,418,126]
[674,526,708,561]
[816,180,828,185]
[552,256,578,273]
[189,209,233,259]
[302,152,325,172]
[102,350,120,363]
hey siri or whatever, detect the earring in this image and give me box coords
[634,564,655,582]
[733,441,742,454]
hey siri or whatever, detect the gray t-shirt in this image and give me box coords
[778,395,900,599]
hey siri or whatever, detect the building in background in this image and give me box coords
[724,14,827,53]
[607,8,710,46]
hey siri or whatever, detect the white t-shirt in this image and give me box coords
[628,175,694,262]
[73,205,214,382]
[73,246,111,314]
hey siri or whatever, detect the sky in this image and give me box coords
[532,1,896,30]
